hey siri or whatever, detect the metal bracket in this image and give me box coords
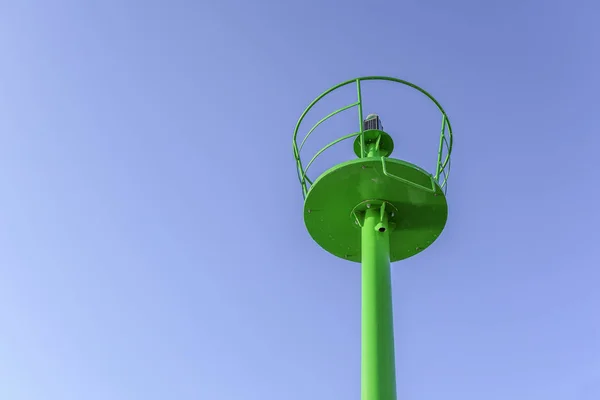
[380,157,437,194]
[351,199,398,231]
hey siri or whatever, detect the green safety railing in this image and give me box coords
[292,76,453,199]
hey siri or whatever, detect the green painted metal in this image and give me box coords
[301,131,360,185]
[356,79,365,158]
[298,101,360,153]
[361,206,396,400]
[353,129,394,158]
[292,76,453,400]
[303,157,447,263]
[293,76,453,199]
[360,140,397,400]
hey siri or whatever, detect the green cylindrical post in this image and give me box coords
[361,206,397,400]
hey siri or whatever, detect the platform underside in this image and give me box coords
[304,158,448,262]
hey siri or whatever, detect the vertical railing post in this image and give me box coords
[356,79,365,158]
[434,115,447,181]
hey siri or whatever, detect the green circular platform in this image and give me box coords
[303,157,448,262]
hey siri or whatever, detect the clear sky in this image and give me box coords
[1,1,599,399]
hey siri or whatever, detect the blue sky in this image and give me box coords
[1,1,599,399]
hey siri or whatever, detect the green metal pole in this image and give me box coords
[361,204,397,400]
[362,124,397,399]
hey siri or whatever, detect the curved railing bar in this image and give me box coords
[300,132,361,197]
[298,102,359,153]
[293,76,453,147]
[292,80,362,195]
[293,76,453,197]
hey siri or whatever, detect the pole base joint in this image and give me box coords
[352,200,398,232]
